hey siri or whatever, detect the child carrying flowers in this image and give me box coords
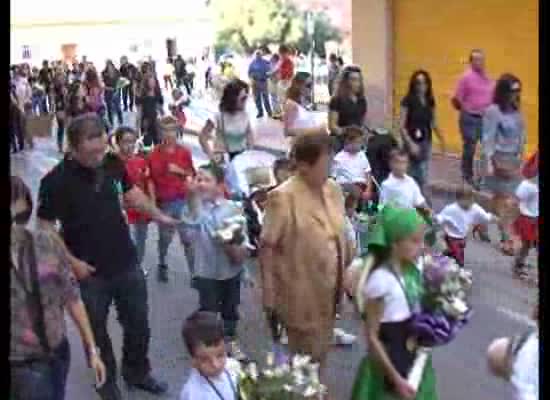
[351,206,438,400]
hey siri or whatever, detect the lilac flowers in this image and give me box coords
[411,254,473,347]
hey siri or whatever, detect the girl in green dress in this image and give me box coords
[351,206,438,400]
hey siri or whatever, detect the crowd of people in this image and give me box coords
[10,44,538,400]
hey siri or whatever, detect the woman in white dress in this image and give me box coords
[282,72,327,153]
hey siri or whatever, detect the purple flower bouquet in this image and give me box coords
[411,253,473,347]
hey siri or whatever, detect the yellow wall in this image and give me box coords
[393,0,538,155]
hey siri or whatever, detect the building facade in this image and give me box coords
[10,0,214,66]
[352,0,538,154]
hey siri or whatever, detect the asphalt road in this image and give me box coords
[10,111,536,400]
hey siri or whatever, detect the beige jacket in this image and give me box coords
[261,175,355,333]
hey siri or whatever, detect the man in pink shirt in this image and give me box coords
[452,49,495,187]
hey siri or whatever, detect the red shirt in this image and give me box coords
[123,155,151,224]
[279,57,294,81]
[149,145,195,203]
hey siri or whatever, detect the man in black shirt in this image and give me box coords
[120,56,137,112]
[37,114,175,400]
[173,55,186,89]
[38,60,53,113]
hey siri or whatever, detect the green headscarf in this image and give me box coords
[368,205,425,254]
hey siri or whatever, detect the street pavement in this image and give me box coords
[10,105,537,400]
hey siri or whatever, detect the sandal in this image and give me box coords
[500,239,516,256]
[513,263,529,280]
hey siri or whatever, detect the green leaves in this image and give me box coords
[209,0,341,55]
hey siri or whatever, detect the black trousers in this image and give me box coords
[10,106,25,152]
[56,113,65,151]
[104,89,123,126]
[194,273,241,338]
[79,267,151,386]
[141,116,160,146]
[122,84,135,111]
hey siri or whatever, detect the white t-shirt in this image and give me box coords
[436,202,493,239]
[333,150,371,184]
[515,180,538,218]
[180,367,238,400]
[210,111,251,154]
[510,331,539,400]
[380,173,425,209]
[362,267,412,323]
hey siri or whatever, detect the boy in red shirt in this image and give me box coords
[275,44,294,104]
[114,126,155,276]
[149,116,195,282]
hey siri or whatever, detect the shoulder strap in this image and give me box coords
[218,112,229,152]
[386,265,415,313]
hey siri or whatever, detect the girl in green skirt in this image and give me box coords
[351,206,438,400]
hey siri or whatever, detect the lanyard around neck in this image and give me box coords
[200,369,237,400]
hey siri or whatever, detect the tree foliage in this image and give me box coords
[210,0,341,56]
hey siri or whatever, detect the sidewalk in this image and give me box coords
[182,101,485,201]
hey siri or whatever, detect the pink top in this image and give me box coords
[454,68,495,115]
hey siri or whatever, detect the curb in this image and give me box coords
[183,124,492,203]
[428,181,493,208]
[183,125,286,157]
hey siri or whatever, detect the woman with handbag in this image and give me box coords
[351,206,438,400]
[199,79,254,162]
[260,133,356,392]
[481,74,526,255]
[10,176,106,400]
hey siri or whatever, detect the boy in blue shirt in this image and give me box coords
[181,163,250,361]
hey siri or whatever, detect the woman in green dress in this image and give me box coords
[351,206,438,400]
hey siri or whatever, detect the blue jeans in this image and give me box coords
[253,84,272,117]
[409,157,430,193]
[158,199,194,274]
[131,222,149,268]
[459,112,483,181]
[11,339,70,400]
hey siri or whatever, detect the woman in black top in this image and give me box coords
[136,73,164,146]
[328,65,368,153]
[53,72,68,152]
[102,60,123,127]
[399,70,445,192]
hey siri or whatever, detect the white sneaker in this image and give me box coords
[279,329,288,345]
[333,328,356,346]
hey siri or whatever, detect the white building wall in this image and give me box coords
[11,21,215,66]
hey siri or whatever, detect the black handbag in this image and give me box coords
[11,230,53,364]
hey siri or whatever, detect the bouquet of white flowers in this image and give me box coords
[238,354,327,400]
[214,214,247,245]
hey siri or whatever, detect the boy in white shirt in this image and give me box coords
[333,127,373,201]
[436,185,497,267]
[180,311,240,400]
[380,149,431,215]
